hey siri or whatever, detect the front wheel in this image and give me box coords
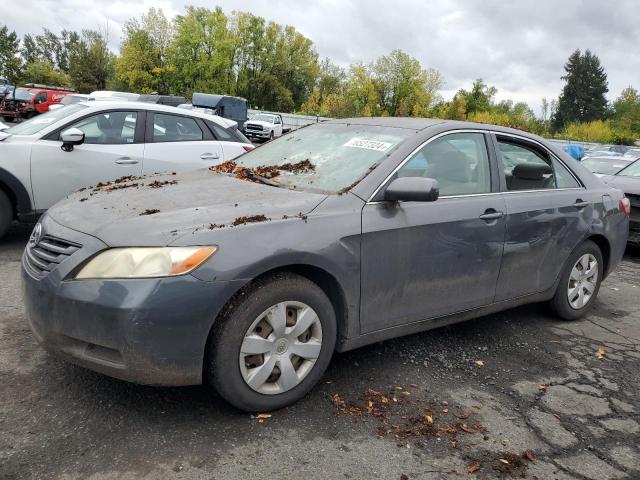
[550,240,603,321]
[207,272,337,411]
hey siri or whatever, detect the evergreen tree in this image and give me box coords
[553,49,608,129]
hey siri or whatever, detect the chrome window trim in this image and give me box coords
[366,187,586,205]
[367,128,585,203]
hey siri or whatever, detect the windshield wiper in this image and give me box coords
[244,172,284,188]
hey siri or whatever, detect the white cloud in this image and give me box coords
[5,0,639,114]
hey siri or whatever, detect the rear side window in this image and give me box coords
[396,132,491,196]
[498,139,580,190]
[206,120,250,144]
[152,113,203,143]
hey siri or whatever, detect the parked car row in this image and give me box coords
[0,101,254,238]
[0,83,77,121]
[18,118,631,412]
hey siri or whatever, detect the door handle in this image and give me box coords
[200,153,220,160]
[479,210,504,221]
[573,199,589,209]
[115,157,139,165]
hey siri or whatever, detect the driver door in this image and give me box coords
[360,132,506,333]
[30,110,144,210]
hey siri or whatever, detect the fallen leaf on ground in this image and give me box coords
[474,360,485,368]
[455,410,470,419]
[467,462,481,474]
[523,449,536,462]
[256,413,272,420]
[400,475,408,480]
[596,347,606,360]
[499,458,510,465]
[539,384,548,391]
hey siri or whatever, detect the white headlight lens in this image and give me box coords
[75,247,217,279]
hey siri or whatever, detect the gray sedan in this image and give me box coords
[21,118,630,412]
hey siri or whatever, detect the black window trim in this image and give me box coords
[493,132,584,192]
[42,108,146,144]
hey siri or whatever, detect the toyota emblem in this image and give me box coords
[29,223,42,247]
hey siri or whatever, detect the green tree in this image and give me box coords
[612,86,640,133]
[553,49,609,129]
[0,25,22,82]
[19,60,71,86]
[69,30,113,92]
[455,79,497,115]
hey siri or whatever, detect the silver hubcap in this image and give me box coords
[567,254,598,309]
[239,301,322,395]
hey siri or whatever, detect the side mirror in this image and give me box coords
[383,177,439,202]
[60,127,85,152]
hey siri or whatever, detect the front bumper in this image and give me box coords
[244,130,271,139]
[21,216,245,386]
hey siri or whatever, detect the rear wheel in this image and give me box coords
[0,189,13,240]
[207,272,337,411]
[550,240,603,321]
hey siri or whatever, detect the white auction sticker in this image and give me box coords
[343,138,393,152]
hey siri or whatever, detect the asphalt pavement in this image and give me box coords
[1,223,639,480]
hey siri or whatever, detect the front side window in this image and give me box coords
[498,139,579,190]
[66,111,138,145]
[152,114,203,143]
[396,132,491,196]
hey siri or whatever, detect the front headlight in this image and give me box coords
[74,246,217,279]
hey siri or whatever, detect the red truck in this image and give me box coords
[1,83,76,121]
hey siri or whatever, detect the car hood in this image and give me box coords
[600,175,640,195]
[47,170,328,246]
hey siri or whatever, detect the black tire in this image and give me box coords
[0,189,12,240]
[550,240,603,321]
[207,272,337,412]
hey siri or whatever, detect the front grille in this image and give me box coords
[25,235,82,278]
[245,123,263,131]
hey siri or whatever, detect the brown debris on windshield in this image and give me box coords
[148,179,178,188]
[231,215,270,226]
[209,159,315,183]
[139,209,160,216]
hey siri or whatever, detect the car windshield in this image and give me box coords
[230,123,413,194]
[581,158,632,175]
[617,159,640,177]
[5,104,88,135]
[251,114,275,122]
[13,88,34,101]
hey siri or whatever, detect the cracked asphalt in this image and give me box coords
[1,223,639,480]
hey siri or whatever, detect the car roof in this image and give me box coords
[324,117,550,141]
[80,101,235,127]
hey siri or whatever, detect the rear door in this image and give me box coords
[30,109,144,209]
[493,134,594,301]
[360,131,506,333]
[142,112,224,175]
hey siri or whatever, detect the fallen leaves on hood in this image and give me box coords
[467,462,481,474]
[523,449,536,462]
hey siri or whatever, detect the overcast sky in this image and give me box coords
[7,1,640,113]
